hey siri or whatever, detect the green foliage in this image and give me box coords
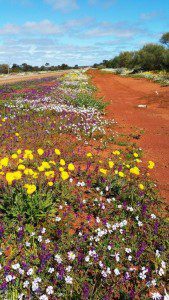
[160,32,169,48]
[68,93,106,111]
[97,32,169,72]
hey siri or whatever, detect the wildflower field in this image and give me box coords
[0,70,168,300]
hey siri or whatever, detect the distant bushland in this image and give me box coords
[94,32,169,72]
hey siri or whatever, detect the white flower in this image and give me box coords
[68,251,76,261]
[39,295,48,300]
[159,268,164,276]
[161,261,166,269]
[115,252,120,262]
[46,286,54,295]
[19,268,24,275]
[101,270,107,278]
[25,242,31,247]
[85,256,90,262]
[41,227,46,234]
[151,214,156,219]
[55,217,61,222]
[30,232,35,237]
[32,282,39,292]
[118,205,122,208]
[18,293,24,300]
[27,268,34,276]
[99,261,104,268]
[65,276,73,284]
[151,292,162,299]
[66,266,72,272]
[107,245,111,250]
[151,279,157,286]
[138,221,143,227]
[156,250,160,257]
[12,263,20,270]
[125,248,131,253]
[34,277,41,283]
[6,275,13,282]
[164,290,169,300]
[23,281,29,288]
[45,239,50,244]
[128,255,132,261]
[114,268,120,276]
[55,254,62,264]
[139,272,146,280]
[38,235,42,242]
[48,267,54,274]
[0,264,2,270]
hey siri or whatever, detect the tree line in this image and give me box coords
[0,63,80,74]
[93,32,169,71]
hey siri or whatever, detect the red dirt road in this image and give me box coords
[89,70,169,202]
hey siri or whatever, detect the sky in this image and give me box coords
[0,0,168,66]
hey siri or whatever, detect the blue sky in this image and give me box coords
[0,0,168,66]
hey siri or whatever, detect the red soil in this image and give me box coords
[88,70,169,202]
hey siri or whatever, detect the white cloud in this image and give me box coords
[0,18,92,36]
[44,0,78,12]
[80,22,145,38]
[88,0,116,8]
[140,11,159,20]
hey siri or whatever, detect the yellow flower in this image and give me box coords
[60,159,65,166]
[33,172,38,179]
[15,132,19,137]
[86,152,92,158]
[61,171,69,180]
[59,167,64,172]
[14,171,22,180]
[48,181,54,187]
[126,164,130,168]
[6,172,15,185]
[17,149,22,155]
[55,149,61,155]
[0,157,9,167]
[41,161,50,169]
[24,168,34,176]
[113,150,120,156]
[11,153,18,159]
[18,164,26,171]
[148,161,155,169]
[38,165,45,172]
[108,161,114,169]
[45,171,55,178]
[119,171,125,178]
[37,148,44,156]
[25,184,36,195]
[19,159,23,163]
[99,168,107,175]
[133,152,139,158]
[23,150,34,160]
[49,160,56,165]
[139,184,144,190]
[6,171,22,185]
[130,166,140,175]
[68,163,75,171]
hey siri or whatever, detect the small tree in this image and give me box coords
[160,32,169,48]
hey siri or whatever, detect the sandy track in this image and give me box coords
[0,71,67,85]
[89,70,169,202]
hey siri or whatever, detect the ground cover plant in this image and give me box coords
[0,70,168,300]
